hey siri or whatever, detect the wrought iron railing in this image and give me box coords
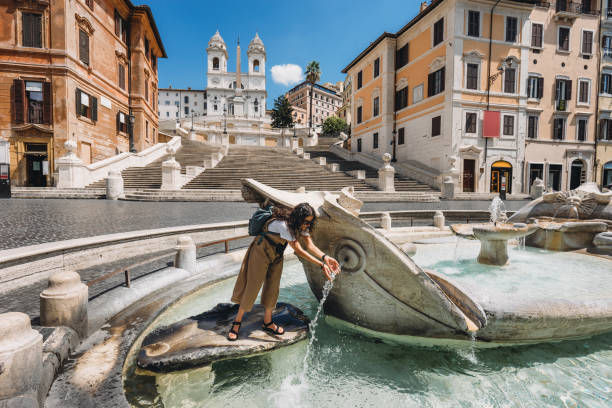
[556,1,600,15]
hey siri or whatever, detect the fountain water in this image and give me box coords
[302,271,337,369]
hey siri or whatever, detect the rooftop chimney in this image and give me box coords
[420,1,428,12]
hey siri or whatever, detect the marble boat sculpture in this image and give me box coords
[241,179,612,344]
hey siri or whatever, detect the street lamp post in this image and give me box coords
[223,104,227,135]
[190,110,195,131]
[390,129,397,162]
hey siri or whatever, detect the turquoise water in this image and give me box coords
[125,257,612,408]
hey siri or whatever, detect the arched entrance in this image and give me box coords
[490,161,512,194]
[603,161,612,189]
[569,159,585,190]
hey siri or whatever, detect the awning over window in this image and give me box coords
[483,110,500,138]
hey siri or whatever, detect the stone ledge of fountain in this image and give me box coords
[593,232,612,254]
[526,217,608,251]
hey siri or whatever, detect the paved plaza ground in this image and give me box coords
[0,198,529,250]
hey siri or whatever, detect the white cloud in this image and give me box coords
[270,64,304,86]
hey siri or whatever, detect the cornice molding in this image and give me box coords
[75,14,95,35]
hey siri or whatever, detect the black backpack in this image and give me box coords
[248,205,274,236]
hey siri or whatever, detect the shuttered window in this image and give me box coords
[528,116,538,139]
[433,18,444,46]
[117,111,127,133]
[373,58,380,78]
[466,63,479,90]
[577,118,587,141]
[503,115,514,136]
[395,44,409,69]
[373,133,378,149]
[506,17,518,43]
[432,116,441,137]
[12,80,52,125]
[601,73,612,94]
[79,29,89,65]
[428,67,445,97]
[582,31,593,55]
[114,11,127,42]
[467,11,480,37]
[85,0,94,10]
[465,112,477,133]
[118,63,126,90]
[398,128,405,145]
[22,13,42,48]
[558,27,570,51]
[527,76,544,99]
[579,80,590,104]
[357,106,362,123]
[357,71,363,89]
[373,97,379,117]
[75,88,97,121]
[504,68,516,94]
[395,86,408,111]
[531,23,543,48]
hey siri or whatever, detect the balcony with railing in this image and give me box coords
[555,0,600,17]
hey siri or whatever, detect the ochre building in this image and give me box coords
[0,0,166,187]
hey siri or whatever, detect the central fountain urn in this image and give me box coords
[472,224,535,266]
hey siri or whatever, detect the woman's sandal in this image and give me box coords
[262,320,284,335]
[227,321,242,341]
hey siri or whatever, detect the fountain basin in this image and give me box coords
[471,223,536,266]
[527,218,608,251]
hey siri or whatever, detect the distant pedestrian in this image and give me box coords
[228,203,340,340]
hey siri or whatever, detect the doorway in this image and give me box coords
[462,159,475,192]
[603,161,612,189]
[569,159,585,190]
[25,143,48,187]
[529,163,544,189]
[490,161,512,194]
[548,164,562,191]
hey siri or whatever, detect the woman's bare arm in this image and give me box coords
[288,240,335,280]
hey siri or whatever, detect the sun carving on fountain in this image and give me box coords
[549,190,597,219]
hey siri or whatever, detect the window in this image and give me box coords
[555,78,572,110]
[413,84,424,103]
[504,68,516,94]
[114,11,127,42]
[433,18,444,46]
[357,71,363,89]
[558,27,570,51]
[577,117,588,141]
[253,59,260,72]
[601,73,612,94]
[79,29,89,65]
[75,88,97,121]
[144,80,148,102]
[398,128,405,145]
[603,35,612,57]
[117,111,127,133]
[373,58,380,78]
[373,133,379,149]
[373,96,379,117]
[213,57,219,70]
[357,106,362,123]
[85,0,94,10]
[165,100,169,105]
[578,79,590,104]
[468,11,480,37]
[146,120,149,139]
[22,13,42,48]
[357,138,362,152]
[599,119,612,140]
[395,44,409,69]
[432,116,441,136]
[184,96,189,104]
[531,23,543,48]
[166,112,169,117]
[528,115,538,139]
[184,106,189,115]
[582,31,593,55]
[465,112,477,134]
[553,117,566,140]
[527,76,543,99]
[428,67,445,97]
[118,63,126,90]
[506,17,518,43]
[174,101,179,106]
[395,86,408,110]
[145,38,150,60]
[12,80,51,125]
[503,115,514,136]
[466,63,479,90]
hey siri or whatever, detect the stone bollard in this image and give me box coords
[294,148,304,156]
[316,157,327,166]
[433,211,445,230]
[378,153,395,192]
[106,170,124,200]
[441,176,455,199]
[302,153,310,160]
[40,271,88,338]
[175,236,196,275]
[328,163,339,172]
[161,159,182,190]
[530,177,545,199]
[0,312,43,408]
[295,187,306,193]
[380,212,392,231]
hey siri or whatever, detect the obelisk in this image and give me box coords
[233,37,245,116]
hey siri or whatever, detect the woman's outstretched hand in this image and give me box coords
[325,256,341,275]
[322,264,336,281]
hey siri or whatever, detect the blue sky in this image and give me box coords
[148,0,422,103]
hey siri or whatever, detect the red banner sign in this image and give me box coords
[483,110,500,138]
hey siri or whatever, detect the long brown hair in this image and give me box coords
[272,203,316,240]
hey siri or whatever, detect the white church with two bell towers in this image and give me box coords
[206,31,266,119]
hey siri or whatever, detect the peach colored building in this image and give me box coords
[285,81,342,127]
[598,2,612,188]
[0,0,166,187]
[342,0,600,194]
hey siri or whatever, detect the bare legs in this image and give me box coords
[228,306,284,340]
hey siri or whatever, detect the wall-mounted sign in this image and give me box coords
[100,95,112,109]
[483,110,500,138]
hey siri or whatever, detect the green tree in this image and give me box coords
[270,95,294,129]
[322,116,348,137]
[305,61,321,134]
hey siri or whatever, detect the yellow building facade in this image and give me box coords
[343,0,601,193]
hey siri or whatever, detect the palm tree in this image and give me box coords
[305,61,321,136]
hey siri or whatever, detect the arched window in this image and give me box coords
[213,57,219,70]
[253,59,260,72]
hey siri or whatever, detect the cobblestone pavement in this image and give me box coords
[0,198,529,251]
